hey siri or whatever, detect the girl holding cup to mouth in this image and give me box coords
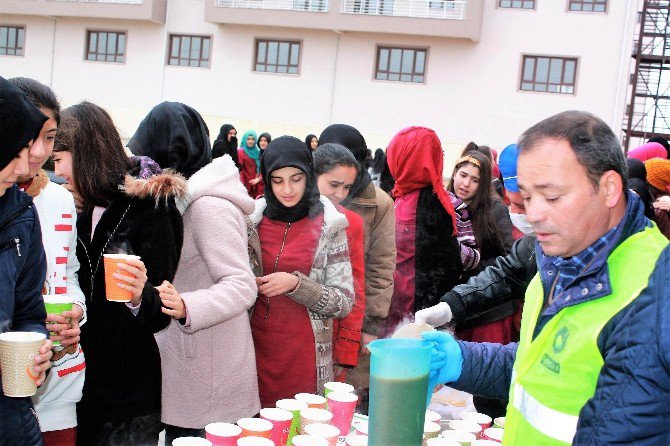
[247,136,354,408]
[53,101,184,446]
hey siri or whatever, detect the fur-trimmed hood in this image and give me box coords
[176,155,254,215]
[123,169,187,205]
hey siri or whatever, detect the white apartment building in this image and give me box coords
[1,0,639,165]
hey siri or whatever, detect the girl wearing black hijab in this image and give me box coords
[212,124,239,167]
[257,132,272,152]
[246,136,354,408]
[305,134,318,151]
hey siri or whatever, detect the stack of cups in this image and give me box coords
[299,408,333,435]
[43,295,74,347]
[205,423,242,446]
[238,418,273,439]
[325,391,357,436]
[103,254,141,302]
[237,438,274,446]
[290,436,329,446]
[323,382,354,399]
[276,399,308,446]
[172,437,212,445]
[295,393,327,409]
[0,331,46,397]
[260,407,294,446]
[303,423,340,446]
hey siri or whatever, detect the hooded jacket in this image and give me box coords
[156,155,260,428]
[75,161,185,445]
[0,185,47,446]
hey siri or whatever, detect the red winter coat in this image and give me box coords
[238,149,264,199]
[332,205,366,368]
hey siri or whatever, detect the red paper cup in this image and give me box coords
[260,407,293,446]
[326,391,358,436]
[206,423,242,446]
[295,393,327,409]
[481,427,504,443]
[238,418,273,439]
[459,412,492,431]
[304,423,340,446]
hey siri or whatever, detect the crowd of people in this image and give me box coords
[1,73,670,446]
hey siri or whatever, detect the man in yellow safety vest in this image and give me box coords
[422,110,670,445]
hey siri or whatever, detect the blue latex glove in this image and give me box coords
[422,331,464,407]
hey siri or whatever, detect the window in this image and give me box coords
[568,0,607,12]
[167,34,211,68]
[0,26,25,56]
[254,39,300,74]
[499,0,535,8]
[520,55,577,94]
[86,31,126,63]
[375,46,426,83]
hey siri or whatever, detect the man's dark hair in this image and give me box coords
[8,77,61,125]
[518,110,628,193]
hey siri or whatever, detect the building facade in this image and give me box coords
[1,0,638,166]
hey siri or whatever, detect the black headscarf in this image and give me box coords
[127,102,211,179]
[262,136,323,223]
[258,132,272,151]
[0,76,47,171]
[319,124,372,202]
[370,148,386,174]
[212,124,239,166]
[305,134,318,150]
[626,158,647,181]
[629,178,655,219]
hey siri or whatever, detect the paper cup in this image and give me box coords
[238,418,273,439]
[0,331,46,397]
[103,254,141,302]
[295,393,327,409]
[480,428,503,443]
[448,420,482,438]
[493,417,505,429]
[441,428,477,445]
[206,423,242,446]
[427,439,461,446]
[299,408,333,434]
[291,436,329,446]
[277,399,309,446]
[237,438,274,446]
[424,421,441,441]
[172,437,212,446]
[323,381,354,398]
[304,423,340,446]
[345,434,368,446]
[260,407,293,446]
[425,410,441,424]
[459,412,492,431]
[471,441,501,446]
[326,391,357,435]
[354,420,368,436]
[43,295,74,346]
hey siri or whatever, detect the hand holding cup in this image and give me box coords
[112,257,148,306]
[33,339,54,387]
[46,304,83,347]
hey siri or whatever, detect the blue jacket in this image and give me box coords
[0,185,48,446]
[453,194,670,445]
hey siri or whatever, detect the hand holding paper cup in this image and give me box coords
[43,295,74,346]
[0,332,47,397]
[206,422,242,446]
[103,254,143,302]
[326,391,358,436]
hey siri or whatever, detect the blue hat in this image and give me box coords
[499,143,519,192]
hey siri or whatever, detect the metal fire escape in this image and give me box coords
[623,0,670,150]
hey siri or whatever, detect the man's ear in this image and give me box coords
[600,170,624,209]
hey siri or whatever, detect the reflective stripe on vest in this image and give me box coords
[503,225,669,446]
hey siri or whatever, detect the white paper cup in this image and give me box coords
[424,421,441,440]
[441,428,477,445]
[304,423,340,446]
[427,439,462,446]
[345,434,368,446]
[323,381,354,397]
[0,331,46,397]
[425,410,441,424]
[172,437,212,445]
[205,422,242,446]
[448,420,482,437]
[481,427,503,443]
[295,392,328,409]
[237,438,274,446]
[471,441,501,446]
[354,420,368,436]
[459,412,492,430]
[237,418,273,439]
[299,408,333,434]
[291,435,329,446]
[493,417,505,429]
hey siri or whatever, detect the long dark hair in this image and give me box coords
[448,150,505,259]
[54,102,132,208]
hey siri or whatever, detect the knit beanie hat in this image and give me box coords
[0,76,47,171]
[645,158,670,192]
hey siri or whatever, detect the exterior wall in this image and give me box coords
[0,0,638,172]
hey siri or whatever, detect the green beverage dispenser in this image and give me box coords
[367,338,433,446]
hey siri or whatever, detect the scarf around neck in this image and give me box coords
[240,130,260,173]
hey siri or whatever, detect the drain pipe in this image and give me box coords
[328,30,341,124]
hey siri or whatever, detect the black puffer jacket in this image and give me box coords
[442,235,536,326]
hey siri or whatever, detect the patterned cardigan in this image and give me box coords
[246,196,355,394]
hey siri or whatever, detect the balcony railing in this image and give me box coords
[53,0,143,3]
[217,0,328,12]
[341,0,465,19]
